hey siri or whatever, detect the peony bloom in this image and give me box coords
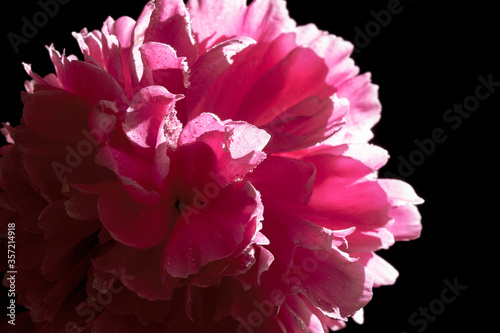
[1,0,423,332]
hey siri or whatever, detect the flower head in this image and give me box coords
[1,0,422,332]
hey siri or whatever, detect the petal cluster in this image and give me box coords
[0,0,422,332]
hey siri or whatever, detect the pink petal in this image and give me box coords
[64,192,100,220]
[87,100,119,145]
[152,110,183,188]
[247,155,316,205]
[354,252,399,287]
[105,16,136,50]
[72,16,136,100]
[232,245,274,289]
[345,227,395,252]
[262,94,348,154]
[47,45,128,110]
[104,16,137,98]
[386,204,422,241]
[186,36,256,114]
[96,183,172,249]
[163,182,262,278]
[0,147,46,234]
[296,24,359,90]
[279,294,327,333]
[92,242,178,301]
[86,267,171,326]
[21,85,91,143]
[143,0,198,65]
[95,146,160,206]
[23,62,63,89]
[291,246,373,319]
[378,178,425,206]
[178,112,224,145]
[38,200,99,256]
[232,46,335,125]
[188,0,295,52]
[177,113,270,185]
[140,42,188,93]
[224,120,270,160]
[332,73,382,144]
[185,32,297,122]
[13,116,112,202]
[308,143,389,171]
[122,85,183,158]
[302,153,392,228]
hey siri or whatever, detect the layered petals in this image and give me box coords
[1,0,423,331]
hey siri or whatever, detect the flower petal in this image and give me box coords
[188,0,295,51]
[122,85,183,157]
[291,246,373,319]
[163,182,262,278]
[96,183,172,249]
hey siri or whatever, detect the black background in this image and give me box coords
[2,1,498,332]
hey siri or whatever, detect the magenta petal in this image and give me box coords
[178,113,270,185]
[97,184,170,249]
[163,182,262,278]
[152,111,183,188]
[186,32,298,122]
[95,146,160,205]
[262,94,348,153]
[38,201,100,256]
[186,37,256,113]
[92,243,177,301]
[122,85,183,157]
[233,46,335,125]
[47,45,128,109]
[88,100,119,145]
[308,180,391,228]
[2,0,424,329]
[303,153,392,228]
[103,16,137,98]
[143,0,198,65]
[140,42,188,93]
[278,294,338,333]
[247,155,316,205]
[21,85,91,143]
[64,192,100,220]
[178,112,225,146]
[233,245,274,289]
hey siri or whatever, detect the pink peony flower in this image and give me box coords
[1,0,423,332]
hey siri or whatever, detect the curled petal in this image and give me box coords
[163,182,263,278]
[122,85,183,157]
[143,0,198,65]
